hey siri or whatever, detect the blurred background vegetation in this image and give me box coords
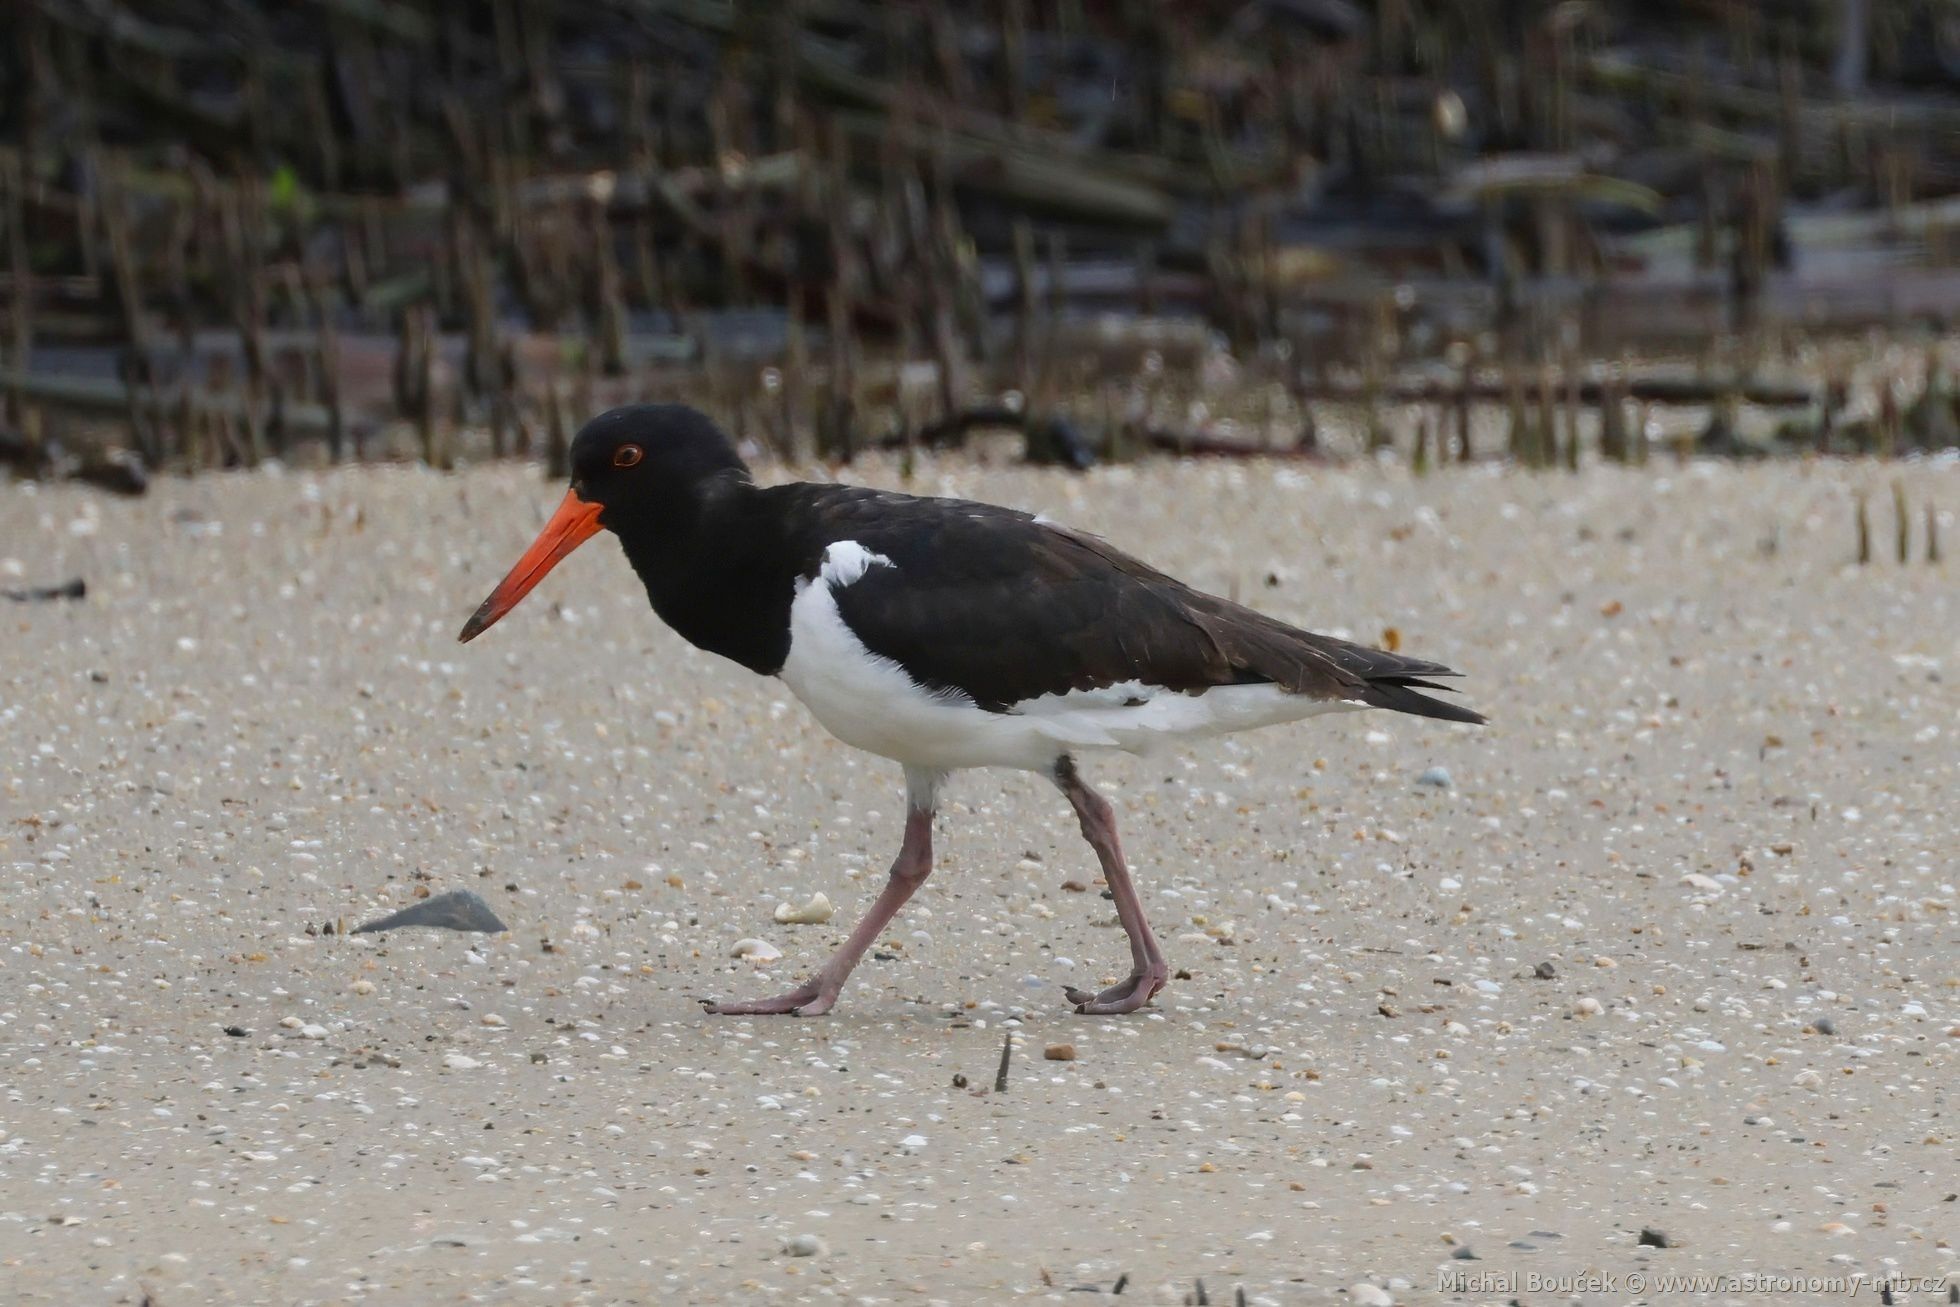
[1,0,1956,489]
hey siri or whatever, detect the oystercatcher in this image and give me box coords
[460,405,1484,1016]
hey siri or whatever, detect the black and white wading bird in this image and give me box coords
[460,405,1485,1016]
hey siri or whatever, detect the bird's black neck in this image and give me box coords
[606,473,798,676]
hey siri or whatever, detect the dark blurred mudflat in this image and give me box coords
[0,2,1955,485]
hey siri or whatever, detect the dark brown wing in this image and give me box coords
[782,486,1484,724]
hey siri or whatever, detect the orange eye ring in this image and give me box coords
[613,444,644,469]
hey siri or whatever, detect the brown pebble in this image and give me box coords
[1044,1043,1077,1061]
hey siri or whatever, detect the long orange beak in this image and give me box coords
[458,489,604,642]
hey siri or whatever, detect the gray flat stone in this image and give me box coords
[352,889,508,935]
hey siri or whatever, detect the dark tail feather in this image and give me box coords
[1358,674,1488,725]
[1202,612,1488,725]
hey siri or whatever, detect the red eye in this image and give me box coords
[614,444,643,469]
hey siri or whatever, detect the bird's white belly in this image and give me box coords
[777,546,1364,772]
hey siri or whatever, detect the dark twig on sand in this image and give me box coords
[3,577,85,602]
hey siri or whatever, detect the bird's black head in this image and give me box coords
[567,404,751,521]
[458,404,749,643]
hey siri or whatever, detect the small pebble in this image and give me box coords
[443,1053,481,1070]
[351,888,508,935]
[781,1233,826,1258]
[1350,1284,1395,1306]
[1414,766,1452,788]
[1573,997,1603,1017]
[1044,1043,1077,1061]
[1639,1227,1672,1248]
[730,938,783,962]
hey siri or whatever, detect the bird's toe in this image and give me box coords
[1064,970,1166,1015]
[1062,985,1100,1008]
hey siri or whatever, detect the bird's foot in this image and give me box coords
[1063,964,1169,1015]
[701,978,838,1017]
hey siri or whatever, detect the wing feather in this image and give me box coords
[776,486,1483,725]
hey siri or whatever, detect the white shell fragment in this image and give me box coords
[773,892,835,925]
[729,937,784,963]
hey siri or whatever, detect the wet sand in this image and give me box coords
[2,453,1955,1305]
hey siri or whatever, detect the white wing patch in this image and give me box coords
[1004,680,1367,754]
[816,539,895,588]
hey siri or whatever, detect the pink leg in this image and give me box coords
[704,771,938,1018]
[1055,756,1170,1015]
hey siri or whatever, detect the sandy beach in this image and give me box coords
[2,453,1955,1305]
